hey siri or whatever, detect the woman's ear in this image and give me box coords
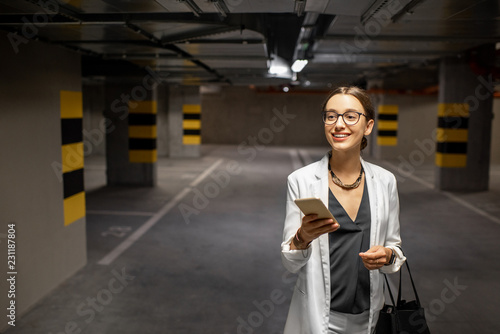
[364,119,374,136]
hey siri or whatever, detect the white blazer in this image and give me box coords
[281,154,406,334]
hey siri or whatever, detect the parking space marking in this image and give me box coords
[382,161,500,226]
[97,158,224,265]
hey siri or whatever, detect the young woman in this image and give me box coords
[281,86,406,334]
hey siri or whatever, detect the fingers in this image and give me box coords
[301,214,321,224]
[359,246,387,270]
[359,246,384,259]
[361,257,384,270]
[301,214,339,241]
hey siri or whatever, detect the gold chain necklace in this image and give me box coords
[328,154,364,189]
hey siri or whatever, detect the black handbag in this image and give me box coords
[376,261,430,334]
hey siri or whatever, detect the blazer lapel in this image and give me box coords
[362,158,379,248]
[313,154,331,307]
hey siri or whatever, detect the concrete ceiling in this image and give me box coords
[1,0,499,89]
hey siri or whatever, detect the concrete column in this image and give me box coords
[168,85,201,158]
[435,45,495,191]
[103,81,157,186]
[0,32,86,331]
[157,83,170,157]
[367,80,400,160]
[82,82,106,157]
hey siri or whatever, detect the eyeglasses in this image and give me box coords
[322,111,367,126]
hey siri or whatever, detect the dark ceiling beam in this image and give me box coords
[317,34,500,44]
[294,13,336,61]
[23,0,82,22]
[0,13,233,25]
[391,0,428,23]
[159,26,242,44]
[52,39,264,45]
[253,14,304,62]
[82,56,151,78]
[124,22,231,84]
[102,54,267,61]
[315,50,460,57]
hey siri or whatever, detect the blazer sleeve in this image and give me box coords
[281,174,312,274]
[380,173,406,274]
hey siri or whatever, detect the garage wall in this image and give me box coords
[0,32,86,331]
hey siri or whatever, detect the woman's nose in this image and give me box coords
[335,115,346,128]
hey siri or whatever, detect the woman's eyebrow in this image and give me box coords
[324,108,359,112]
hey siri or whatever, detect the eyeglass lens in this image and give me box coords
[323,111,360,125]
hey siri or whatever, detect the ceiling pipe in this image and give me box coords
[23,0,82,23]
[124,22,232,84]
[177,0,203,17]
[294,0,307,17]
[361,0,390,26]
[391,0,427,23]
[210,0,230,18]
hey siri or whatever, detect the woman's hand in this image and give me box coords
[359,246,393,270]
[291,214,340,250]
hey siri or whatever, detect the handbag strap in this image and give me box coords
[397,260,422,307]
[383,274,397,306]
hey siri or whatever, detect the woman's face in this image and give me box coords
[324,94,374,153]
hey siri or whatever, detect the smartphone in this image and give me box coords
[294,197,338,223]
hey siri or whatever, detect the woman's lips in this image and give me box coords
[332,133,350,141]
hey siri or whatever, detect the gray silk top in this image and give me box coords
[328,180,371,314]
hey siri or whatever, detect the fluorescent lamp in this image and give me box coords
[291,59,308,72]
[268,55,293,79]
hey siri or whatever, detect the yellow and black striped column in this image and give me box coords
[128,100,157,163]
[183,104,201,145]
[60,90,85,226]
[377,105,398,146]
[436,103,469,168]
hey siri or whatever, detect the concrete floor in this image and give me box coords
[5,145,500,334]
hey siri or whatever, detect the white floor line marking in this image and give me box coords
[298,149,313,166]
[97,159,224,266]
[87,210,155,217]
[190,159,224,187]
[441,192,500,226]
[382,161,500,226]
[289,149,302,170]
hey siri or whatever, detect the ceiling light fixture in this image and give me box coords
[291,59,309,73]
[294,0,306,17]
[268,55,293,79]
[210,0,230,18]
[177,0,203,17]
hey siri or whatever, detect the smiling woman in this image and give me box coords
[321,86,376,153]
[280,86,406,334]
